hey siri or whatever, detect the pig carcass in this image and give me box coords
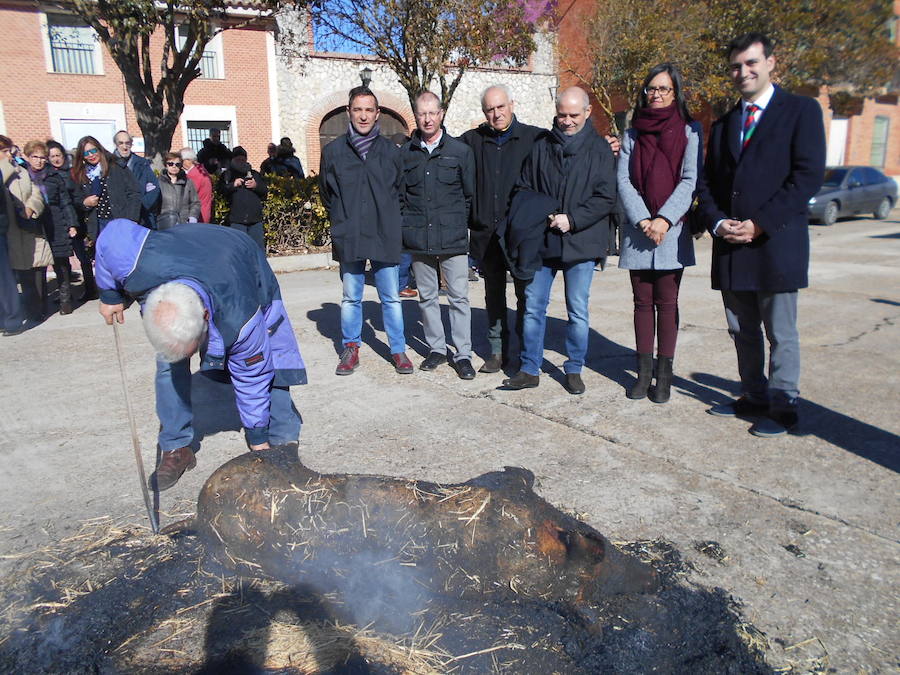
[195,451,657,614]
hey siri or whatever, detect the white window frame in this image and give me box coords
[46,102,127,150]
[39,11,104,76]
[179,105,239,148]
[177,25,225,80]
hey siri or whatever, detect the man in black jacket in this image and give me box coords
[319,86,414,375]
[113,130,160,229]
[461,85,544,374]
[401,91,477,379]
[222,150,267,251]
[502,87,617,395]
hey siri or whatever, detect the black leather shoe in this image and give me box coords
[420,351,447,371]
[707,397,768,418]
[479,354,502,374]
[454,359,476,380]
[502,371,539,389]
[564,373,585,395]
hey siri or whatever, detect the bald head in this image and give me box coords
[555,86,592,136]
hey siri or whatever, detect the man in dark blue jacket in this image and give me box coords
[319,86,413,375]
[461,85,544,374]
[96,219,307,490]
[400,91,477,379]
[502,87,617,395]
[113,130,160,229]
[699,33,825,437]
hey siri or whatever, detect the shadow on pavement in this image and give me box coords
[691,372,899,473]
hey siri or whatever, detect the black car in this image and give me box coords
[807,166,898,225]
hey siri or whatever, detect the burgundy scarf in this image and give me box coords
[629,102,687,215]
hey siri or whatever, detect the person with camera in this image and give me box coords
[221,147,267,250]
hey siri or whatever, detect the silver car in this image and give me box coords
[808,166,898,226]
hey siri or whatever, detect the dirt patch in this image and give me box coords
[0,517,770,673]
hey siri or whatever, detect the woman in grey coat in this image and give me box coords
[157,151,201,230]
[617,63,702,403]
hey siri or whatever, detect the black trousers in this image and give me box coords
[479,235,528,362]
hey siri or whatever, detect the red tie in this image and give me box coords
[742,104,759,150]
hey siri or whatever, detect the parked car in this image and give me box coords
[808,166,898,226]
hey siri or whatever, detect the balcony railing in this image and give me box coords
[50,41,95,75]
[199,51,218,79]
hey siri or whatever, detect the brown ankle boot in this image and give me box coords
[150,446,196,491]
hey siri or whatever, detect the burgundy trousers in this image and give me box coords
[630,269,683,358]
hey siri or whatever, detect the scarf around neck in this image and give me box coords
[629,102,687,215]
[348,121,381,160]
[27,165,49,199]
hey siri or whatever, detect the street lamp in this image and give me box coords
[360,66,373,88]
[548,75,559,102]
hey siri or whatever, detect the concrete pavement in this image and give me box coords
[0,213,897,671]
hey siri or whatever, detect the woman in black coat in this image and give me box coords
[47,140,95,302]
[24,140,80,314]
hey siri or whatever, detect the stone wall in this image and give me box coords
[273,9,558,173]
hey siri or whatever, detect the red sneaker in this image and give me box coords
[399,288,417,298]
[336,342,360,375]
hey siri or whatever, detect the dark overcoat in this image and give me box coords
[319,133,403,264]
[40,167,78,258]
[399,131,475,257]
[517,122,617,264]
[698,86,826,291]
[460,118,545,261]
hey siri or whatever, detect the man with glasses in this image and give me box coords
[400,91,477,379]
[698,32,825,437]
[113,130,160,229]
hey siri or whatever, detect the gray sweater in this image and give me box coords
[617,121,702,270]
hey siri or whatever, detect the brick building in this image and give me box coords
[0,1,557,172]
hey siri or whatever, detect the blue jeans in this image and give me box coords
[520,260,595,376]
[156,356,302,450]
[398,253,414,291]
[340,260,406,354]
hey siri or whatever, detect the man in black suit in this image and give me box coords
[700,32,826,437]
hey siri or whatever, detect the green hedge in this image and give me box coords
[212,174,331,256]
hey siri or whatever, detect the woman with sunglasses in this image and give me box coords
[23,140,80,316]
[71,136,140,248]
[617,63,702,404]
[156,151,201,230]
[1,134,51,326]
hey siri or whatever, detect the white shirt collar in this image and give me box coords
[742,84,775,112]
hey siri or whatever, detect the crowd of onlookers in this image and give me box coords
[0,130,307,335]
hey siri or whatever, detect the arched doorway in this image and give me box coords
[318,107,410,149]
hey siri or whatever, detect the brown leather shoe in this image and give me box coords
[391,352,414,374]
[336,342,360,375]
[399,288,417,298]
[150,446,196,491]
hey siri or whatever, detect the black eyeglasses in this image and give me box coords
[166,161,183,167]
[644,86,673,96]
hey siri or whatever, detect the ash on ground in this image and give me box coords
[0,517,770,674]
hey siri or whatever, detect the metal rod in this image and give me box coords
[112,320,159,534]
